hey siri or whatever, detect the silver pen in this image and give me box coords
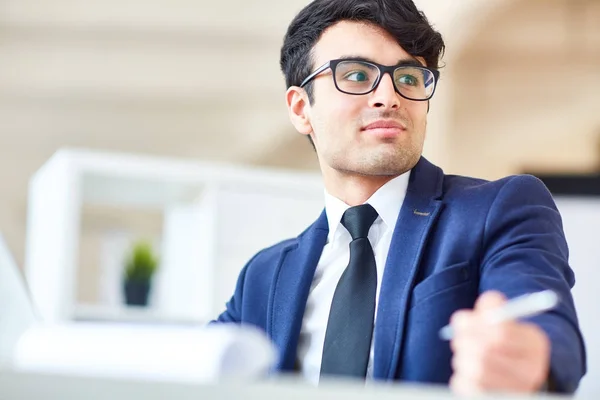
[438,290,560,341]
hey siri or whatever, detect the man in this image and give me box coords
[214,0,586,395]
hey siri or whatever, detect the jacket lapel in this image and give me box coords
[373,157,444,379]
[267,210,328,371]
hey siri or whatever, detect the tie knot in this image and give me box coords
[341,204,379,240]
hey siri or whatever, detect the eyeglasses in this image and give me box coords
[299,58,439,101]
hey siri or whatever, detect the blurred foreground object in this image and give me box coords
[13,323,277,383]
[3,224,278,383]
[0,233,37,365]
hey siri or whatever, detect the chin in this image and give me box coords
[342,161,414,177]
[379,155,420,175]
[328,146,421,175]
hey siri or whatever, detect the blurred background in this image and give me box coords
[0,0,599,396]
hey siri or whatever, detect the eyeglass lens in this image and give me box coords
[334,61,435,100]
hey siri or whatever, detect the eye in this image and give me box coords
[397,74,419,86]
[344,70,369,82]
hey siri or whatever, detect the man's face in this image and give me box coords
[291,21,429,177]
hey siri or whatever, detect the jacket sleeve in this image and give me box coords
[479,174,586,394]
[210,250,263,324]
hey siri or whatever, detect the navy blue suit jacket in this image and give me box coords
[215,157,586,393]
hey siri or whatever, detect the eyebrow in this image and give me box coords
[338,55,425,68]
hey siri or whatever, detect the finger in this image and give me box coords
[451,333,548,393]
[450,316,532,357]
[490,352,549,392]
[483,351,545,392]
[489,323,551,389]
[451,327,486,353]
[452,322,542,365]
[450,373,483,397]
[449,310,547,360]
[449,310,486,352]
[487,321,551,360]
[451,346,540,393]
[474,291,507,313]
[450,310,492,352]
[449,310,474,331]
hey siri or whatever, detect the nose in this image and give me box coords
[368,72,400,110]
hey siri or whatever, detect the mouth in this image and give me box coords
[361,120,407,138]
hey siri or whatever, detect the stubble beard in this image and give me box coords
[328,140,421,177]
[313,110,426,177]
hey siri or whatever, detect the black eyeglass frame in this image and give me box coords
[299,58,440,101]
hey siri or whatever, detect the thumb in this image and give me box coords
[474,290,507,313]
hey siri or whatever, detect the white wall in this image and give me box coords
[555,197,600,398]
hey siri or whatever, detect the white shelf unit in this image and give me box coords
[24,148,324,325]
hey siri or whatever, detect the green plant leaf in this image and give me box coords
[124,240,159,282]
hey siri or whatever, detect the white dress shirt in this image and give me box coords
[296,171,411,384]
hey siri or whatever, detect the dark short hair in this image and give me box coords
[279,0,445,104]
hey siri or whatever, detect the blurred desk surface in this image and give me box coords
[0,369,569,400]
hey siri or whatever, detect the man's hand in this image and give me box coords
[449,291,551,395]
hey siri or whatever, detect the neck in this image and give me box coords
[323,169,399,206]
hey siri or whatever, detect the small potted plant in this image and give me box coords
[123,240,159,307]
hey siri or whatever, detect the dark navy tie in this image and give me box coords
[320,204,379,378]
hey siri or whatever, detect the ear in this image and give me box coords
[286,86,313,136]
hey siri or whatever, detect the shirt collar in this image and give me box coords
[324,170,411,243]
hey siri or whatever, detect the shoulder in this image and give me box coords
[239,210,326,286]
[442,173,554,206]
[248,237,298,266]
[241,234,303,284]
